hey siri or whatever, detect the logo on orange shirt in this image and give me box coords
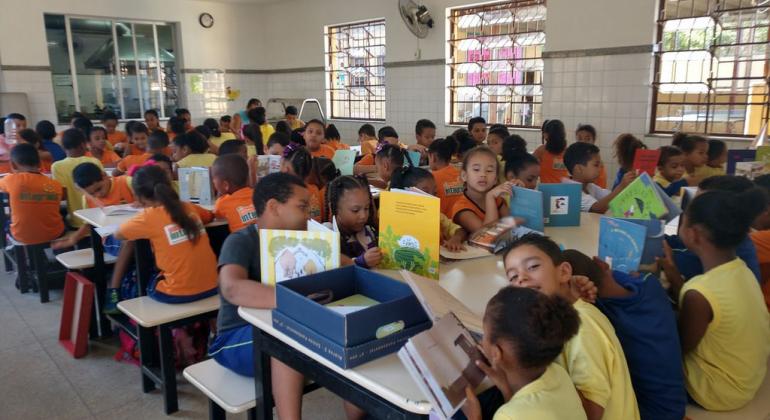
[444,181,464,196]
[237,205,257,224]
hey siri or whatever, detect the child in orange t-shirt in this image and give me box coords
[115,165,217,302]
[114,128,168,175]
[124,121,150,157]
[308,157,339,222]
[18,128,54,173]
[429,137,463,217]
[102,112,127,148]
[449,147,512,235]
[304,119,335,159]
[212,154,256,232]
[280,144,327,221]
[86,127,121,167]
[0,144,64,245]
[533,119,569,184]
[323,124,350,151]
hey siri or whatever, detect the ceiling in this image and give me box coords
[199,0,283,3]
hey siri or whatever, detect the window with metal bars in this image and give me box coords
[447,0,546,128]
[325,19,386,121]
[652,0,769,137]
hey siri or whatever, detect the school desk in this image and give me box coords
[74,206,224,337]
[238,212,604,419]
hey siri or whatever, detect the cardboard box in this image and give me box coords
[273,265,432,368]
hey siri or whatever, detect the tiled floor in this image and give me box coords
[0,269,345,420]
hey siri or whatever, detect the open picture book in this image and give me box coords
[259,221,340,286]
[398,271,486,419]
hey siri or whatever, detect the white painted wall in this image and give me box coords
[0,0,264,69]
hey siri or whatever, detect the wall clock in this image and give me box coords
[199,13,214,28]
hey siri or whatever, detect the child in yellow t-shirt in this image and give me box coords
[503,234,640,420]
[661,188,770,410]
[672,134,708,186]
[699,139,727,179]
[462,286,586,420]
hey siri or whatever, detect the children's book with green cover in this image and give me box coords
[332,149,356,175]
[259,229,340,285]
[378,189,440,279]
[609,172,668,220]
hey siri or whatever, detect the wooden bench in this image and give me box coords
[183,359,257,420]
[118,295,220,415]
[55,248,117,270]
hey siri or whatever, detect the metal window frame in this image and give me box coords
[324,18,387,122]
[48,14,178,122]
[651,0,770,138]
[447,0,546,128]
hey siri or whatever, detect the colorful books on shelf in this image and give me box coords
[258,227,340,286]
[178,167,214,206]
[332,149,356,175]
[378,189,440,279]
[726,150,757,175]
[539,183,581,227]
[598,217,647,273]
[632,149,661,177]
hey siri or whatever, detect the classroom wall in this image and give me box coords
[0,0,264,125]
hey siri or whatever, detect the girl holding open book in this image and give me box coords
[462,286,586,420]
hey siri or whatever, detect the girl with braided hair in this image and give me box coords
[325,175,382,268]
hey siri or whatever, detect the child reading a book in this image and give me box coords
[86,126,121,167]
[653,146,687,197]
[504,152,540,190]
[304,119,335,159]
[324,124,349,151]
[325,175,381,268]
[0,143,64,245]
[563,250,686,420]
[504,234,640,420]
[429,137,463,216]
[660,187,770,411]
[700,139,727,179]
[468,117,487,145]
[373,143,405,189]
[390,166,467,252]
[267,132,290,156]
[212,154,256,232]
[612,133,646,189]
[114,165,217,303]
[461,287,584,420]
[563,142,636,213]
[533,119,569,184]
[672,134,708,186]
[449,147,512,235]
[51,128,104,227]
[173,132,218,168]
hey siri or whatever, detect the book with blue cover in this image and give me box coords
[509,186,544,232]
[404,150,422,167]
[598,217,647,273]
[538,183,581,227]
[726,150,757,175]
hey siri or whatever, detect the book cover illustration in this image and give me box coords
[632,149,661,177]
[404,150,422,167]
[332,149,356,175]
[736,161,766,180]
[726,150,756,175]
[398,313,486,419]
[178,167,214,206]
[609,172,668,220]
[256,155,282,178]
[259,229,340,285]
[598,217,647,273]
[379,190,440,279]
[509,186,544,232]
[468,217,517,253]
[538,183,581,227]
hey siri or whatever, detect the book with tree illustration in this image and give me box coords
[258,229,340,286]
[378,189,440,280]
[608,172,669,220]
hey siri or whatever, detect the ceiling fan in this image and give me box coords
[399,0,434,39]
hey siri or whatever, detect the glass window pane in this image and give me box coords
[116,22,141,119]
[156,25,179,119]
[44,14,76,123]
[133,24,161,115]
[69,18,121,120]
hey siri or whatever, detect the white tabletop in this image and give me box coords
[74,205,221,229]
[238,212,606,415]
